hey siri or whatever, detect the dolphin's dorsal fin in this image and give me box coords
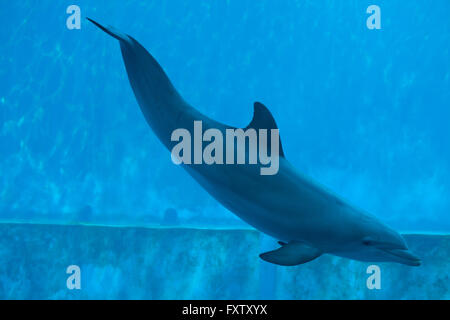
[246,102,285,158]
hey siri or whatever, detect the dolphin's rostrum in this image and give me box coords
[88,18,421,267]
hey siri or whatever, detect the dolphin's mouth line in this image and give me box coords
[379,247,421,266]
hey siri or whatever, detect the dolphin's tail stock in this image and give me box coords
[87,18,190,149]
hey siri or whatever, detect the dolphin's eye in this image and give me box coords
[362,236,377,246]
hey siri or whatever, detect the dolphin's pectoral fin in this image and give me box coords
[259,242,321,266]
[246,102,285,158]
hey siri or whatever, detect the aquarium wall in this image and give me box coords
[1,223,449,299]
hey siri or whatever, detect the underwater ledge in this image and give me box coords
[0,222,448,299]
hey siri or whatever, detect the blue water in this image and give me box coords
[0,1,449,299]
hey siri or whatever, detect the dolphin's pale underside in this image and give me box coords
[88,18,421,267]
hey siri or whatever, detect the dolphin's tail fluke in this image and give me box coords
[87,18,131,42]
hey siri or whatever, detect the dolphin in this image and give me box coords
[88,18,421,267]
